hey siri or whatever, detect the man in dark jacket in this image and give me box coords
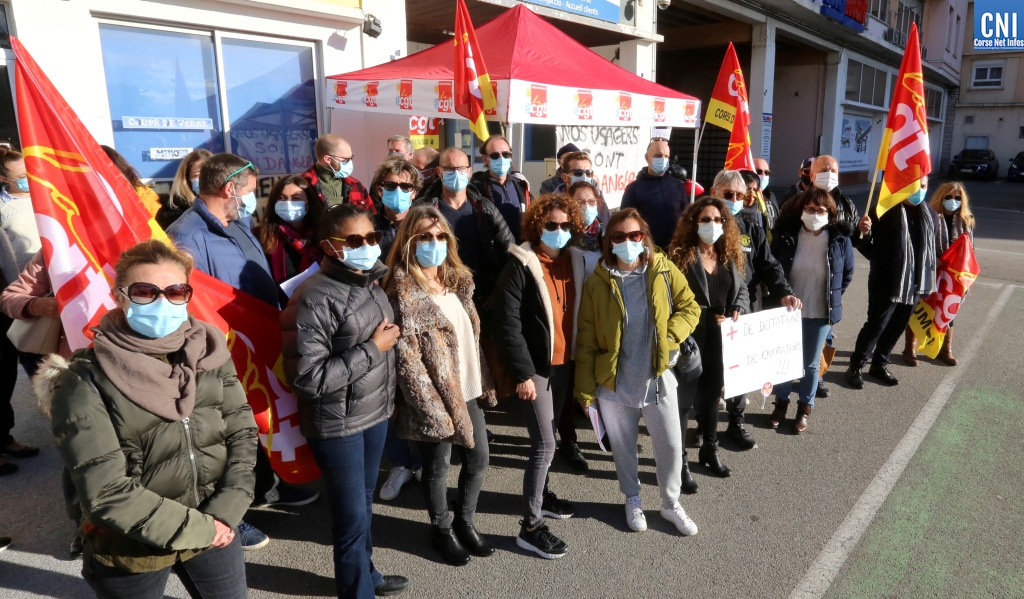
[620,138,689,249]
[539,143,580,194]
[419,147,516,308]
[301,134,376,213]
[779,156,814,208]
[470,135,530,241]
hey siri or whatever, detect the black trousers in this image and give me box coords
[0,315,44,448]
[850,286,916,370]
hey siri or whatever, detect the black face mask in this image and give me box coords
[799,174,812,187]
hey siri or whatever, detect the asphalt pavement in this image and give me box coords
[0,178,1021,599]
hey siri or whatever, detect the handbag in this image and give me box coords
[480,332,518,401]
[818,342,837,378]
[7,316,62,355]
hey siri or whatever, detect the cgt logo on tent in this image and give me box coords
[528,84,548,118]
[363,82,380,108]
[575,90,593,120]
[617,92,632,122]
[653,98,666,123]
[435,81,454,113]
[334,81,349,105]
[396,79,413,111]
[485,81,499,116]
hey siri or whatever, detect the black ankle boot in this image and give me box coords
[725,413,757,450]
[431,526,470,566]
[453,518,494,557]
[698,445,731,478]
[681,450,699,494]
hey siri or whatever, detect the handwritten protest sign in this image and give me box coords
[721,307,804,398]
[555,125,647,209]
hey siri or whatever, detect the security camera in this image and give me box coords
[657,0,671,9]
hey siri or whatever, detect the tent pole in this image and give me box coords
[864,164,880,217]
[690,125,699,204]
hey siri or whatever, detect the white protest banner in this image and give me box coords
[721,307,804,398]
[555,125,647,209]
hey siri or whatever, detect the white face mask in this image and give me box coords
[758,174,769,191]
[813,171,838,192]
[801,211,829,232]
[697,222,724,245]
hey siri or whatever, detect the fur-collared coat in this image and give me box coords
[386,267,496,449]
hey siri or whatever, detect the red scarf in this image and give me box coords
[269,223,320,284]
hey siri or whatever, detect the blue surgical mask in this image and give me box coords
[14,177,29,193]
[235,192,257,218]
[125,297,189,339]
[541,228,572,250]
[415,239,447,268]
[571,175,598,187]
[724,199,743,215]
[274,200,306,223]
[489,156,511,177]
[758,174,770,191]
[943,199,962,213]
[442,170,470,192]
[339,242,381,271]
[190,178,200,195]
[583,205,599,226]
[698,222,724,244]
[332,158,354,180]
[382,188,413,213]
[651,157,670,175]
[611,240,645,264]
[906,188,926,205]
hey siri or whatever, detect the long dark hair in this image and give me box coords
[668,196,746,276]
[101,145,144,189]
[601,208,655,267]
[254,175,323,254]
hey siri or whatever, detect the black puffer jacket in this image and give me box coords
[736,217,793,305]
[281,257,396,440]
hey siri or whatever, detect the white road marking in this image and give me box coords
[975,247,1024,256]
[789,284,1016,599]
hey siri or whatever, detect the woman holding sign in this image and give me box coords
[668,197,749,479]
[769,189,855,433]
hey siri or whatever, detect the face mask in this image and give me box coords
[650,157,670,175]
[799,173,812,187]
[943,199,962,212]
[442,170,470,192]
[234,191,257,218]
[611,240,645,264]
[905,188,926,205]
[125,297,189,339]
[489,156,511,177]
[541,228,572,250]
[697,222,724,244]
[570,175,594,187]
[723,199,743,215]
[801,211,829,232]
[813,171,838,192]
[14,177,29,193]
[274,200,306,223]
[338,242,381,271]
[190,178,200,195]
[331,158,354,179]
[415,239,447,268]
[758,175,770,191]
[583,205,599,226]
[381,188,413,213]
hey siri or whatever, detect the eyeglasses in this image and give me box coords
[117,282,194,306]
[487,151,513,160]
[803,207,829,216]
[756,168,771,176]
[721,191,748,201]
[416,232,449,243]
[380,181,417,192]
[544,221,572,232]
[943,194,963,201]
[698,216,724,224]
[330,232,381,249]
[328,154,353,164]
[579,197,599,207]
[570,169,594,177]
[440,165,471,173]
[222,162,255,185]
[609,230,644,243]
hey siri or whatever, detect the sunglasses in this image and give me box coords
[609,230,644,244]
[416,232,449,243]
[544,221,572,232]
[380,181,417,192]
[117,282,193,306]
[440,165,471,173]
[330,232,381,249]
[943,194,963,201]
[570,169,595,177]
[803,208,829,216]
[699,216,724,224]
[651,137,669,142]
[487,151,513,160]
[756,168,771,176]
[721,191,748,201]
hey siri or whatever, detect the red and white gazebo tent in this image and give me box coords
[325,4,701,180]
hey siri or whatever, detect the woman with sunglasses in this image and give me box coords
[38,239,257,599]
[902,181,975,366]
[668,198,748,479]
[490,194,587,558]
[768,189,855,433]
[370,157,422,262]
[576,208,701,536]
[254,175,324,285]
[382,204,495,566]
[281,203,407,598]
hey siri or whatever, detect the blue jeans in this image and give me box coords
[385,419,421,471]
[775,318,831,407]
[81,535,246,599]
[308,420,388,599]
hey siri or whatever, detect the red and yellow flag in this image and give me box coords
[874,23,930,217]
[12,38,319,484]
[705,43,745,133]
[908,235,979,358]
[454,0,497,142]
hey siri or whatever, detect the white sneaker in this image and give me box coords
[379,466,414,501]
[660,503,699,536]
[625,495,647,532]
[413,468,422,482]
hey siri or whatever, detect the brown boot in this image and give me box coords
[902,327,918,366]
[794,403,811,434]
[938,328,958,366]
[769,400,789,429]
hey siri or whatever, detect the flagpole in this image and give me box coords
[864,163,881,216]
[690,123,700,204]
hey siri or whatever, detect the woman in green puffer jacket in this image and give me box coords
[35,240,257,599]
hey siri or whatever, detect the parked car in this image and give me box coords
[1008,152,1024,182]
[948,149,999,180]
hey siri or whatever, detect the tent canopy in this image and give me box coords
[326,4,700,128]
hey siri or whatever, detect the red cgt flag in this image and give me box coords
[454,0,497,142]
[874,23,930,217]
[12,37,319,484]
[908,235,979,358]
